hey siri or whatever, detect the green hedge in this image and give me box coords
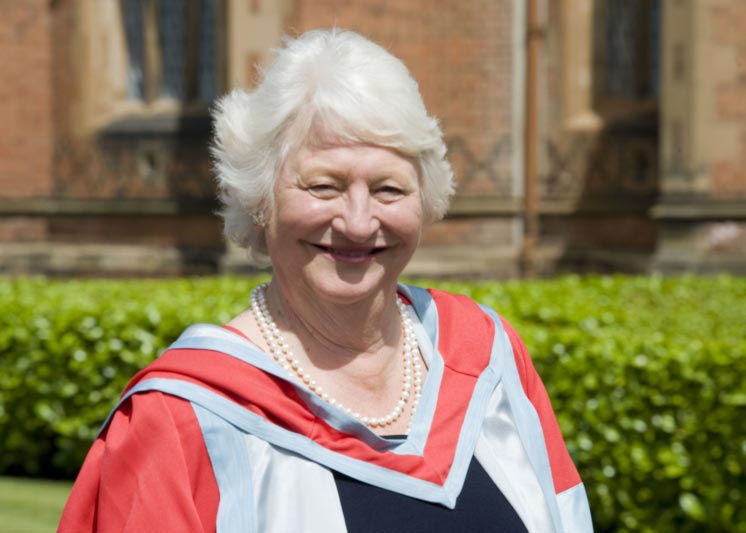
[2,275,745,532]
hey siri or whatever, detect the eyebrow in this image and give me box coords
[299,162,417,181]
[299,165,347,179]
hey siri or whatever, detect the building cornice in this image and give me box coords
[0,198,217,216]
[651,198,746,220]
[448,195,654,217]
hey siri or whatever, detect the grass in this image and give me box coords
[0,477,72,533]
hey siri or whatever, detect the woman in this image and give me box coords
[60,29,592,532]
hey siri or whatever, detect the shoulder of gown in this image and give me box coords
[58,391,219,532]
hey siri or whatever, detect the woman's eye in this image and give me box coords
[376,186,405,199]
[307,183,339,196]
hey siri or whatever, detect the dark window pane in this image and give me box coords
[198,0,218,102]
[121,0,145,100]
[648,0,661,97]
[605,0,636,98]
[603,0,660,100]
[159,0,187,100]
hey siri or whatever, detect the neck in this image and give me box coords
[265,279,402,365]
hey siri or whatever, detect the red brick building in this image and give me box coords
[1,0,744,277]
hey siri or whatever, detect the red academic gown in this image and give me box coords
[59,288,585,532]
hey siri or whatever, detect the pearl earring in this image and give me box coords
[251,212,267,227]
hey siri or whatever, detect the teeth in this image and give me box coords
[332,248,369,257]
[315,244,384,256]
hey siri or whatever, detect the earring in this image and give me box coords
[251,212,267,227]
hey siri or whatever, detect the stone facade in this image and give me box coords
[1,0,745,277]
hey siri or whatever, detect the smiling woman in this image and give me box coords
[211,30,453,269]
[59,29,592,532]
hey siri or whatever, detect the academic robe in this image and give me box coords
[59,284,593,532]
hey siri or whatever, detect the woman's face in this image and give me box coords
[265,143,423,305]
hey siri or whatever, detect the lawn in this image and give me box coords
[0,477,72,533]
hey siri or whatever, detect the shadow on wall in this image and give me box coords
[545,109,660,275]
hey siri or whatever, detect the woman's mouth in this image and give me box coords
[311,244,386,264]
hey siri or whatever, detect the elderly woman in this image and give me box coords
[60,29,591,532]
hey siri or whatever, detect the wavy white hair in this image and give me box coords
[212,28,454,267]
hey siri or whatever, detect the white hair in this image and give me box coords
[212,28,454,266]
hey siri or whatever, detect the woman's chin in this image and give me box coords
[302,266,396,305]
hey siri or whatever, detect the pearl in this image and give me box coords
[249,283,423,430]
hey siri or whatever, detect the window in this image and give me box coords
[594,0,661,116]
[120,0,220,104]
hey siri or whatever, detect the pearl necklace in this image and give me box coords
[249,283,423,429]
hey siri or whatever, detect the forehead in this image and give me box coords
[289,143,418,179]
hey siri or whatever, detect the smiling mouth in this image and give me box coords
[311,244,387,262]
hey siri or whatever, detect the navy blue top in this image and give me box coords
[333,454,527,532]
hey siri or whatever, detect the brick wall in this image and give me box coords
[0,0,54,198]
[710,2,746,197]
[2,0,741,276]
[0,0,222,270]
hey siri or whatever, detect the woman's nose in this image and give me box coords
[331,192,380,242]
